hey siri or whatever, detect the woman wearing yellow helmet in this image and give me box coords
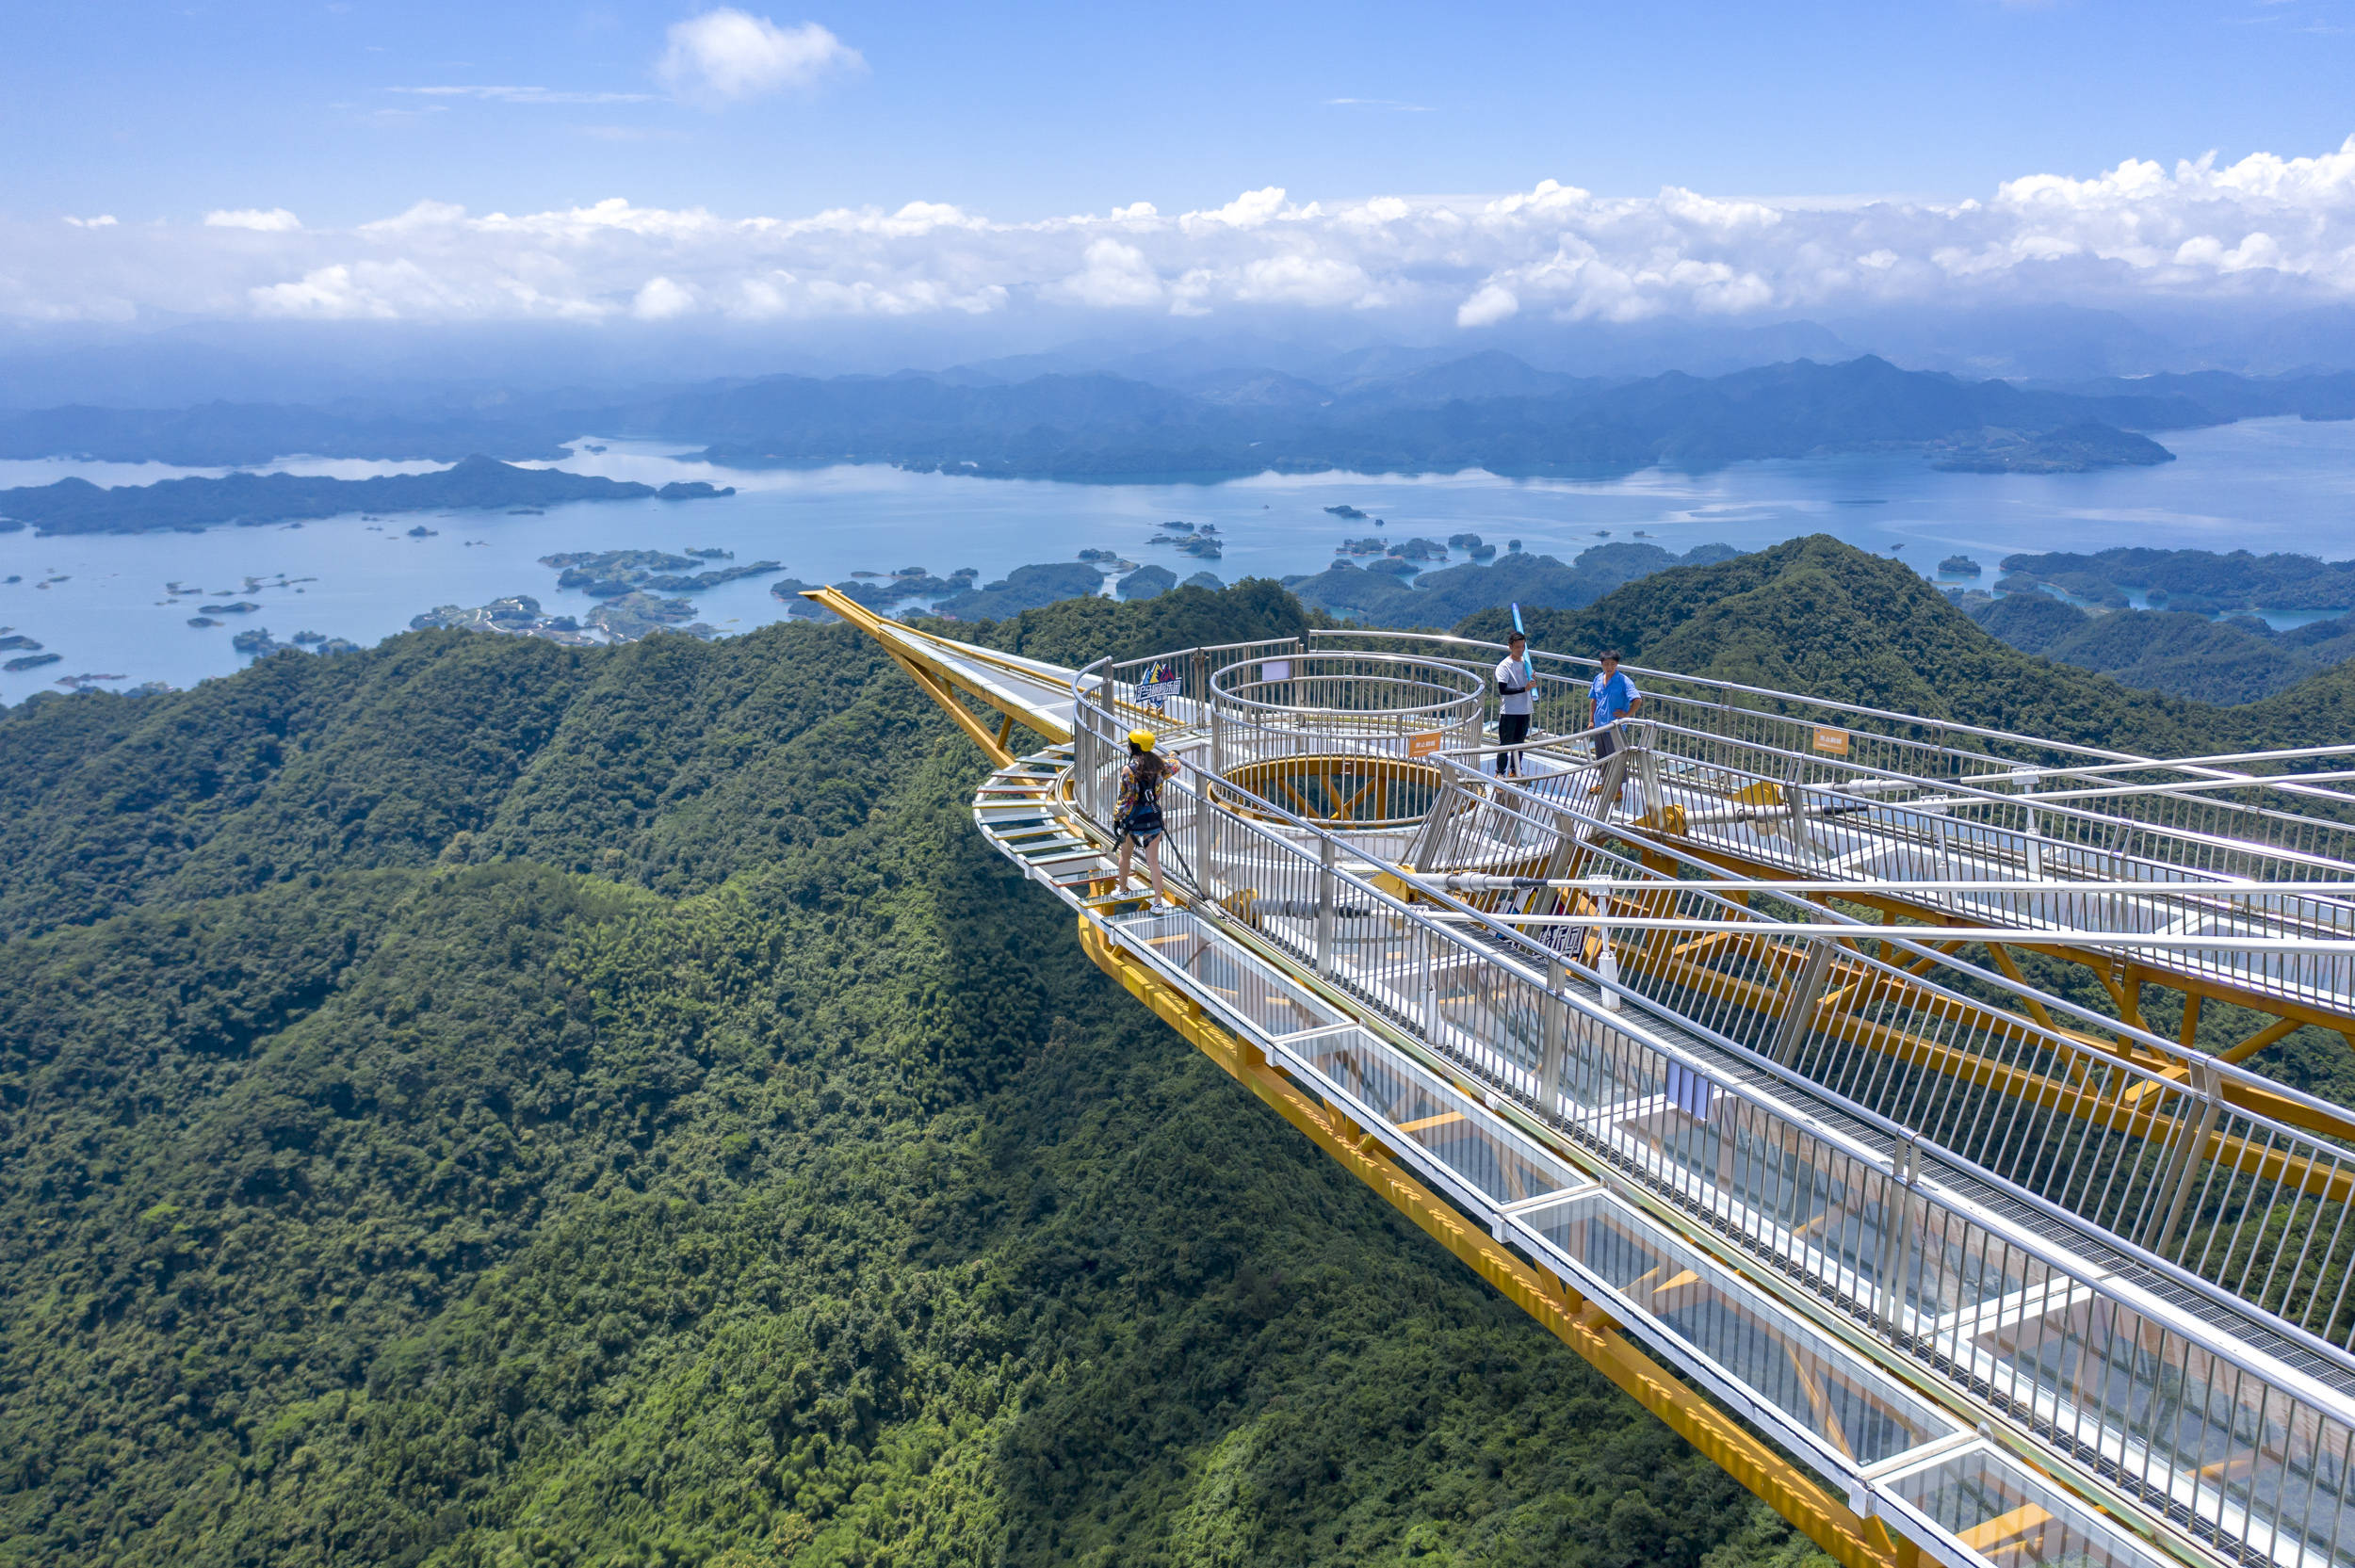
[1113,728,1183,908]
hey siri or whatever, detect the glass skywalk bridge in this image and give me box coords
[811,590,2355,1568]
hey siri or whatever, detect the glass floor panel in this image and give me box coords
[1886,1444,2180,1568]
[1515,1190,1958,1469]
[1113,910,1346,1037]
[1285,1026,1584,1209]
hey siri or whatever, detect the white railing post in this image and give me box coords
[1540,953,1567,1120]
[1193,775,1215,902]
[2023,784,2045,881]
[1421,930,1438,1040]
[1210,682,1226,778]
[1782,755,1819,857]
[1633,721,1665,819]
[1316,833,1337,976]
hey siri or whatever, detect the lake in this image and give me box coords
[3,415,2352,705]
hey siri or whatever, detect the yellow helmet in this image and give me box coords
[1129,729,1158,751]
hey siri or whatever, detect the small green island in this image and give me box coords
[0,455,736,536]
[1930,422,2173,474]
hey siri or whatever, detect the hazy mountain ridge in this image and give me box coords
[5,351,2348,478]
[673,355,2232,477]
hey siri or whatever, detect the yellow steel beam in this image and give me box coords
[1075,914,1912,1568]
[1607,832,2355,1145]
[881,644,1018,768]
[1983,942,2065,1035]
[1625,832,2355,1041]
[1626,937,2355,1204]
[2217,1015,2305,1066]
[803,585,1073,747]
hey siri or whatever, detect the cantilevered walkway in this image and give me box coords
[811,587,2355,1568]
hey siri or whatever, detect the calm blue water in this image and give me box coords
[2,415,2351,704]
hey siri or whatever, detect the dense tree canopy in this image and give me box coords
[6,552,2345,1566]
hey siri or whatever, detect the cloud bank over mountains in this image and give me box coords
[11,137,2355,334]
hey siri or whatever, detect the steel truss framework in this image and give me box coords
[810,588,2355,1568]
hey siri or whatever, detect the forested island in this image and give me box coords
[1995,545,2355,612]
[0,455,734,535]
[1283,541,1744,626]
[7,540,2355,1565]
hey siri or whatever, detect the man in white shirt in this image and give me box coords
[1494,632,1535,776]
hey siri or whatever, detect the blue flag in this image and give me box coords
[1511,603,1525,637]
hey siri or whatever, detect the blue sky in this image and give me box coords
[6,2,2355,343]
[8,0,2355,224]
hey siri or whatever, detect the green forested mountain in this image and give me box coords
[1466,533,2355,753]
[1471,537,2196,752]
[0,579,1784,1567]
[1960,591,2355,706]
[8,544,2352,1567]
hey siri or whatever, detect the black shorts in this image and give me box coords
[1593,724,1619,760]
[1497,712,1531,772]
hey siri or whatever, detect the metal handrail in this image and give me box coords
[1313,625,2355,817]
[1107,731,2355,1566]
[1062,641,2355,1566]
[1078,662,2355,1367]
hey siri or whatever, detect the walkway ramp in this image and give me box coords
[831,607,2355,1568]
[801,586,1080,760]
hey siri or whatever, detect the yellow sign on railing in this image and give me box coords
[1812,727,1850,756]
[1409,731,1444,758]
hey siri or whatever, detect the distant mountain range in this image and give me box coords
[633,355,2299,477]
[4,353,2349,482]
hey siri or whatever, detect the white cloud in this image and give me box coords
[1456,283,1519,329]
[657,9,862,105]
[13,137,2355,330]
[1181,186,1292,234]
[1047,239,1165,309]
[631,276,696,319]
[203,207,301,232]
[63,215,118,228]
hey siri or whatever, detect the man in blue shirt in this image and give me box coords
[1587,651,1641,793]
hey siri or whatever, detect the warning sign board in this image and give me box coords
[1811,727,1850,756]
[1407,731,1444,758]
